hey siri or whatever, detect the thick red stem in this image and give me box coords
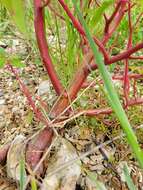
[34,0,64,95]
[0,144,10,163]
[107,43,143,64]
[81,98,143,117]
[129,56,143,60]
[123,59,130,105]
[26,127,53,175]
[113,73,143,80]
[49,52,93,118]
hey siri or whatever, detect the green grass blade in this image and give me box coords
[31,177,38,190]
[0,0,28,36]
[123,164,136,190]
[86,170,107,190]
[71,0,143,167]
[89,0,113,28]
[20,159,26,190]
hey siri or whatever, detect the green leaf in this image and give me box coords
[0,0,27,36]
[0,0,13,10]
[0,47,6,56]
[138,0,143,10]
[0,48,6,68]
[11,56,25,68]
[88,0,113,29]
[26,111,34,125]
[86,170,107,190]
[20,159,26,190]
[0,57,6,68]
[123,164,136,190]
[31,177,38,190]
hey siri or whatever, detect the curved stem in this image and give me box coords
[34,0,64,95]
[57,0,109,62]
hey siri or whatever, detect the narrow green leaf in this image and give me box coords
[31,177,38,190]
[11,56,25,68]
[86,170,107,190]
[0,57,6,68]
[0,0,27,35]
[90,1,113,27]
[0,0,13,10]
[0,48,6,68]
[0,47,6,56]
[138,0,143,10]
[20,159,26,190]
[72,0,143,168]
[123,164,136,190]
[12,0,27,34]
[26,111,34,125]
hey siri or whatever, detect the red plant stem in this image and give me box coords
[112,73,143,80]
[26,127,53,175]
[82,97,143,117]
[107,43,143,64]
[49,52,93,118]
[41,0,50,8]
[90,43,143,70]
[81,81,96,88]
[123,2,132,106]
[104,1,121,34]
[8,65,47,125]
[57,0,109,62]
[88,0,93,8]
[133,79,137,98]
[82,107,113,116]
[95,0,108,22]
[133,12,143,29]
[50,41,143,118]
[80,0,83,10]
[68,54,93,99]
[58,1,143,63]
[48,4,65,21]
[127,1,133,48]
[36,96,49,112]
[102,0,127,44]
[123,59,130,105]
[39,1,143,119]
[127,98,143,106]
[34,0,64,95]
[0,144,10,163]
[58,0,85,35]
[82,73,143,89]
[108,32,120,53]
[129,56,143,60]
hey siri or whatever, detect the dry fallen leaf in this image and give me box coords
[41,138,81,190]
[6,135,27,182]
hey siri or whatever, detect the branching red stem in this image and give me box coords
[57,0,109,62]
[81,98,143,117]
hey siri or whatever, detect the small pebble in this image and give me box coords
[0,99,5,105]
[0,89,4,97]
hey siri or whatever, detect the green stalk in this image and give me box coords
[123,164,136,190]
[71,0,143,167]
